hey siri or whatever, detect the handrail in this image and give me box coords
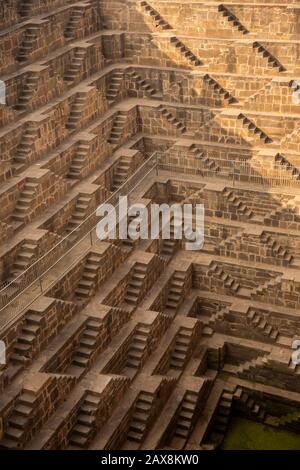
[0,151,299,329]
[0,152,159,313]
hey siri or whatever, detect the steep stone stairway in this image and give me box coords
[106,71,124,105]
[203,74,237,104]
[12,181,39,225]
[16,26,39,62]
[157,105,186,133]
[237,113,273,144]
[206,389,236,448]
[64,48,86,83]
[123,324,151,372]
[67,318,103,374]
[111,156,132,191]
[0,390,37,449]
[75,252,102,299]
[68,142,91,180]
[66,93,87,132]
[15,72,39,111]
[140,1,172,31]
[218,5,249,35]
[170,391,199,448]
[222,189,254,219]
[8,241,38,281]
[208,262,241,294]
[164,271,187,314]
[126,391,155,443]
[124,263,148,306]
[253,42,286,72]
[67,393,101,449]
[260,231,293,265]
[275,153,300,181]
[108,112,127,148]
[190,143,220,172]
[13,123,39,171]
[11,311,44,365]
[64,7,84,41]
[66,195,92,236]
[246,309,279,342]
[169,37,202,67]
[168,327,193,372]
[128,70,160,98]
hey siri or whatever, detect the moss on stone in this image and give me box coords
[222,417,300,450]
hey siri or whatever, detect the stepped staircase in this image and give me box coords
[64,48,86,83]
[252,275,282,298]
[281,123,300,149]
[237,113,273,143]
[12,181,38,224]
[64,7,84,40]
[66,93,87,132]
[222,188,253,218]
[140,1,172,31]
[253,42,286,72]
[16,26,39,62]
[68,142,90,179]
[272,411,300,430]
[218,5,249,35]
[75,252,102,299]
[170,391,199,448]
[236,354,269,376]
[124,324,151,371]
[111,156,132,191]
[124,262,148,306]
[207,389,236,447]
[8,241,38,281]
[169,327,193,371]
[275,153,300,180]
[203,74,237,104]
[261,232,293,265]
[67,393,101,449]
[66,195,92,236]
[169,37,202,67]
[126,391,154,442]
[161,218,181,258]
[106,71,124,105]
[201,306,229,333]
[157,105,186,133]
[246,309,279,342]
[13,123,39,171]
[0,390,37,449]
[68,318,102,373]
[15,72,39,111]
[10,311,43,365]
[128,70,160,98]
[190,143,220,172]
[108,112,127,148]
[238,389,266,421]
[164,271,186,314]
[208,261,240,294]
[18,0,35,18]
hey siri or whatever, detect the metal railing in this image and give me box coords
[0,151,299,331]
[158,157,300,189]
[0,152,159,328]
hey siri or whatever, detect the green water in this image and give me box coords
[222,417,300,450]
